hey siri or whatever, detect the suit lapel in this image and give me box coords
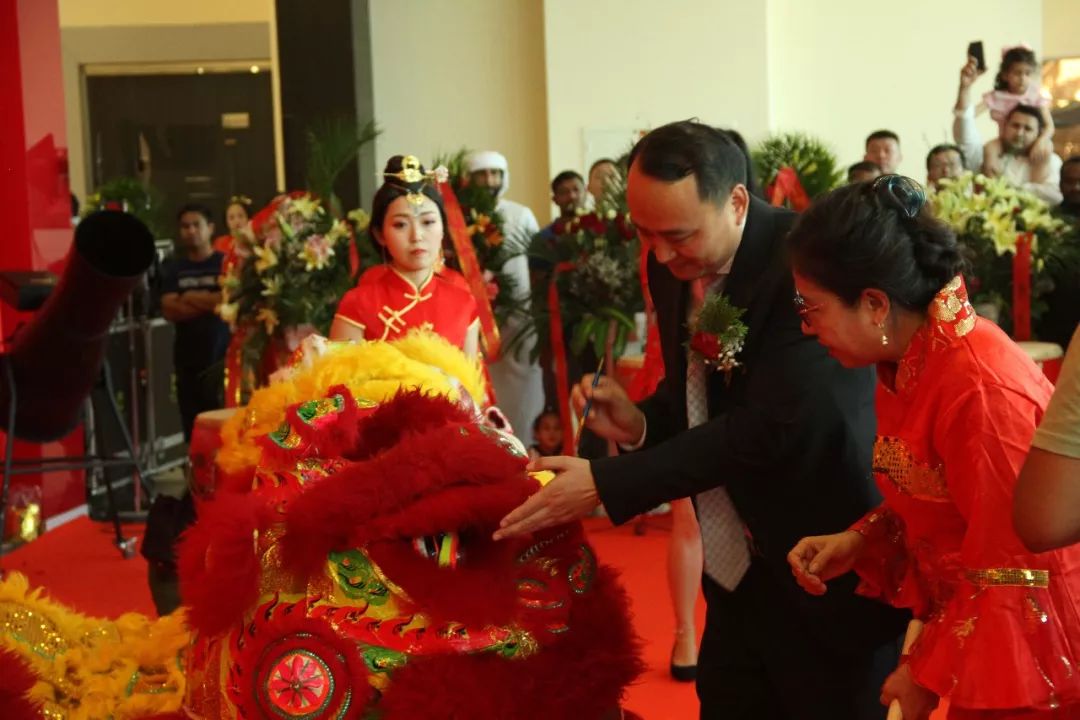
[648,197,793,419]
[708,198,789,405]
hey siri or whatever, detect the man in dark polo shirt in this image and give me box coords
[160,203,229,442]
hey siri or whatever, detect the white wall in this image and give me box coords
[368,0,550,221]
[1044,0,1080,59]
[543,0,770,220]
[767,0,1043,181]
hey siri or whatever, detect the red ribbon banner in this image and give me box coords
[626,246,664,403]
[549,261,577,456]
[438,183,502,361]
[767,166,812,212]
[1012,232,1033,342]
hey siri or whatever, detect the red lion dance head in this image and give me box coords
[178,386,642,720]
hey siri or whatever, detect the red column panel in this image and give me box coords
[1,0,86,519]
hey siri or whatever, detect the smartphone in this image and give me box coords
[968,41,986,71]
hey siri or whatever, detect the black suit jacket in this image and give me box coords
[592,197,906,655]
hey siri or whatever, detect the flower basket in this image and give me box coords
[219,193,361,396]
[931,172,1077,336]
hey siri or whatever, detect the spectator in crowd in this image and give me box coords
[925,144,965,189]
[161,204,228,443]
[528,407,564,461]
[848,161,883,184]
[1035,157,1080,348]
[464,151,545,446]
[539,170,586,239]
[980,45,1055,178]
[587,158,620,207]
[864,130,902,174]
[954,57,1063,204]
[1059,156,1080,219]
[148,203,229,617]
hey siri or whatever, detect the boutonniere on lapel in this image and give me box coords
[688,294,748,378]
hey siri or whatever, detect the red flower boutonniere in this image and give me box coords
[687,294,748,375]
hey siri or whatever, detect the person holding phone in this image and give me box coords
[953,46,1063,204]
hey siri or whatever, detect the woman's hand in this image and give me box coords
[786,531,866,595]
[881,663,938,720]
[570,375,645,446]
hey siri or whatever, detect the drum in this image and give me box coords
[1018,341,1064,384]
[189,407,238,498]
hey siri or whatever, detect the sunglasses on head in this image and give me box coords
[870,174,926,219]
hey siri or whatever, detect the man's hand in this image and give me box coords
[959,56,984,89]
[955,56,986,114]
[571,374,645,446]
[493,456,600,540]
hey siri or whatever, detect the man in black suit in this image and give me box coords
[496,121,905,719]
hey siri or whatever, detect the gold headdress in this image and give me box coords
[229,194,253,207]
[384,155,450,206]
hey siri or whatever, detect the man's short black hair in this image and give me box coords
[865,130,900,147]
[551,170,584,193]
[847,161,882,181]
[1063,155,1080,170]
[627,120,747,205]
[925,143,965,171]
[176,203,213,224]
[1007,104,1046,135]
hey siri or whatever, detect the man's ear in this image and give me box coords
[729,184,750,225]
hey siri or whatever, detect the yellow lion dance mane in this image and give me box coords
[217,330,487,475]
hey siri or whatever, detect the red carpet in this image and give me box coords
[0,513,703,719]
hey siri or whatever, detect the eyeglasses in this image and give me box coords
[793,290,823,325]
[870,174,926,219]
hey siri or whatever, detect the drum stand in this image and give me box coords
[0,355,143,558]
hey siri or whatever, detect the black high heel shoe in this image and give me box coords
[670,631,697,682]
[670,654,697,683]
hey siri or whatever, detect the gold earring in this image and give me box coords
[879,322,889,346]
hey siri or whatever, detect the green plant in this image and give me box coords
[752,133,843,201]
[82,177,167,238]
[305,116,380,218]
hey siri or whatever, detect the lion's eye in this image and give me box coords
[412,531,462,568]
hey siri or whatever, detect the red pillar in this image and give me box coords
[1,0,86,521]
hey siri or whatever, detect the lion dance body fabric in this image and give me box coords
[0,331,642,719]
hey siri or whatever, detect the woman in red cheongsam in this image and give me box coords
[330,156,479,357]
[786,176,1080,719]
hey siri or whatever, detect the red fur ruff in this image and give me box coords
[345,389,475,461]
[0,648,41,720]
[376,563,643,720]
[177,491,268,636]
[280,419,529,580]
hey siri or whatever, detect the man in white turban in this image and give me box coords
[463,150,544,446]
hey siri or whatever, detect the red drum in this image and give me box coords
[189,408,238,498]
[1018,341,1064,384]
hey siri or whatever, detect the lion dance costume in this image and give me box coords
[0,331,642,719]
